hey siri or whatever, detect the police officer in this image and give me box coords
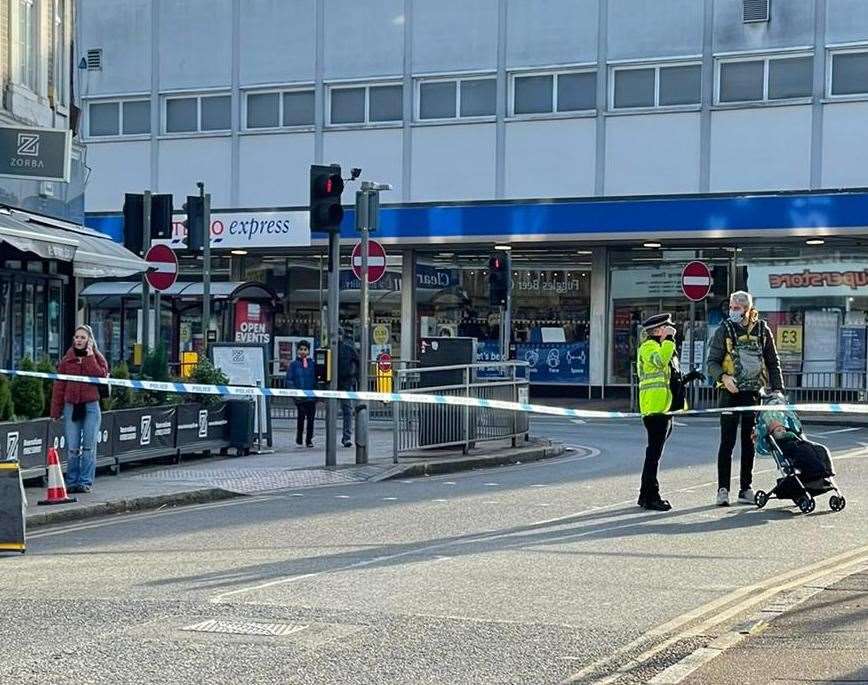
[636,313,702,511]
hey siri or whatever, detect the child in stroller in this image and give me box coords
[752,394,846,514]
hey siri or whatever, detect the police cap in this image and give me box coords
[641,313,675,331]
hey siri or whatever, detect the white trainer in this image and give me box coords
[716,487,730,506]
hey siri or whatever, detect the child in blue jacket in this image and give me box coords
[286,340,317,447]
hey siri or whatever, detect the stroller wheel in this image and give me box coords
[829,495,846,512]
[754,490,769,509]
[798,496,815,514]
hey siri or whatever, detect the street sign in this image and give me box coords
[0,126,71,182]
[372,323,390,346]
[681,261,712,301]
[377,352,392,373]
[352,239,387,283]
[145,244,178,291]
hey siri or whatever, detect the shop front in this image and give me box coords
[87,189,868,395]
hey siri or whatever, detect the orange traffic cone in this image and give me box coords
[37,447,77,505]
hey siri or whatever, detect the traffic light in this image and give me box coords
[123,193,174,255]
[123,193,144,255]
[488,252,511,307]
[183,195,205,252]
[309,164,344,232]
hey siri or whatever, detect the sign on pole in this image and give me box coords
[0,126,71,182]
[681,261,712,302]
[145,244,179,291]
[352,239,387,283]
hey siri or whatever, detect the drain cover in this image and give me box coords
[181,619,308,637]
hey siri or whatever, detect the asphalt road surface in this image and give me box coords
[3,417,866,684]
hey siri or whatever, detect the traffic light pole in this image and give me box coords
[355,189,371,466]
[141,190,152,357]
[325,230,339,467]
[199,182,211,355]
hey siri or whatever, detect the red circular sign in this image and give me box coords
[681,261,712,302]
[377,352,392,373]
[145,244,179,292]
[351,239,387,284]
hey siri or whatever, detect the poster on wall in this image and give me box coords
[211,343,271,440]
[273,336,316,375]
[515,342,589,384]
[775,325,804,373]
[234,301,272,345]
[839,326,867,389]
[803,311,840,387]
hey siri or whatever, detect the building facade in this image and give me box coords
[79,0,868,392]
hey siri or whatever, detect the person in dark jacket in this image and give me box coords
[286,340,317,447]
[707,291,783,507]
[337,332,359,448]
[50,325,109,493]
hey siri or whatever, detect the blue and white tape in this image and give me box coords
[2,368,867,419]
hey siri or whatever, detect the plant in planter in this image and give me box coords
[36,357,56,417]
[0,375,15,421]
[139,344,170,406]
[11,357,44,420]
[188,358,229,408]
[108,362,138,410]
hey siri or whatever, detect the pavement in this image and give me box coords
[24,424,564,527]
[3,416,865,684]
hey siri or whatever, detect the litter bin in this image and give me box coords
[227,399,255,452]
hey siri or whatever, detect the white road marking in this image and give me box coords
[531,484,547,488]
[811,426,862,436]
[442,481,457,486]
[482,501,500,505]
[484,483,500,486]
[571,419,586,425]
[382,497,398,501]
[335,495,351,499]
[432,499,448,503]
[288,493,304,497]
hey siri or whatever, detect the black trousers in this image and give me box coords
[717,390,759,492]
[296,401,316,444]
[641,414,672,500]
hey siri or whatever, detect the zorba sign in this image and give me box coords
[0,126,71,182]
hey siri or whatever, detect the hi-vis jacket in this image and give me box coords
[637,338,677,416]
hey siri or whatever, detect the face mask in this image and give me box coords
[729,309,744,324]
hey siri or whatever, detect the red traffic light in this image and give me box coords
[316,173,344,197]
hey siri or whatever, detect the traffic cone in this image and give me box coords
[37,447,77,505]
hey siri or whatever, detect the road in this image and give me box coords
[3,417,866,684]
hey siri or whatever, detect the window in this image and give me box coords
[417,77,496,121]
[164,94,231,133]
[830,51,868,97]
[328,83,403,125]
[17,0,37,90]
[244,89,314,129]
[88,99,151,137]
[717,54,813,104]
[611,64,700,110]
[512,71,596,116]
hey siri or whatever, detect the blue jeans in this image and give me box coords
[64,401,101,488]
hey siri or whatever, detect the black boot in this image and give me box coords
[641,497,672,512]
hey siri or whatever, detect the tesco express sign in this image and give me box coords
[168,210,311,250]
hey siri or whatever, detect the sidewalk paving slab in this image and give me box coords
[24,428,564,528]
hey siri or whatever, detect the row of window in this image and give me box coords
[87,49,868,137]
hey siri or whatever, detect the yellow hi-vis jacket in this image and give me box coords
[637,338,676,416]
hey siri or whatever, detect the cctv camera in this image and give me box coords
[350,168,362,180]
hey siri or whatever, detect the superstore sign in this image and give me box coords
[168,210,311,250]
[748,263,868,298]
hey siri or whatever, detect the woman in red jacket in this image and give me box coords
[50,325,109,493]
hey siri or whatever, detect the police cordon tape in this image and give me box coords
[1,368,867,419]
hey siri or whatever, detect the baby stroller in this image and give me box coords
[753,394,846,514]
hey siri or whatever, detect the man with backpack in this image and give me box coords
[707,290,784,507]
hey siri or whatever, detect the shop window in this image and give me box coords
[165,94,231,134]
[417,77,496,121]
[612,64,700,110]
[328,83,403,126]
[48,283,62,360]
[829,50,868,97]
[717,54,812,104]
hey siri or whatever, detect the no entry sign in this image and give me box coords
[145,244,178,291]
[681,261,712,302]
[352,239,387,284]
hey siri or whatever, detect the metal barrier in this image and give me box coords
[392,361,530,461]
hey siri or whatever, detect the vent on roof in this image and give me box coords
[743,0,770,23]
[86,49,102,70]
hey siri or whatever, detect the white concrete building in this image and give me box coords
[77,0,868,395]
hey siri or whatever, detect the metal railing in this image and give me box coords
[392,361,530,461]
